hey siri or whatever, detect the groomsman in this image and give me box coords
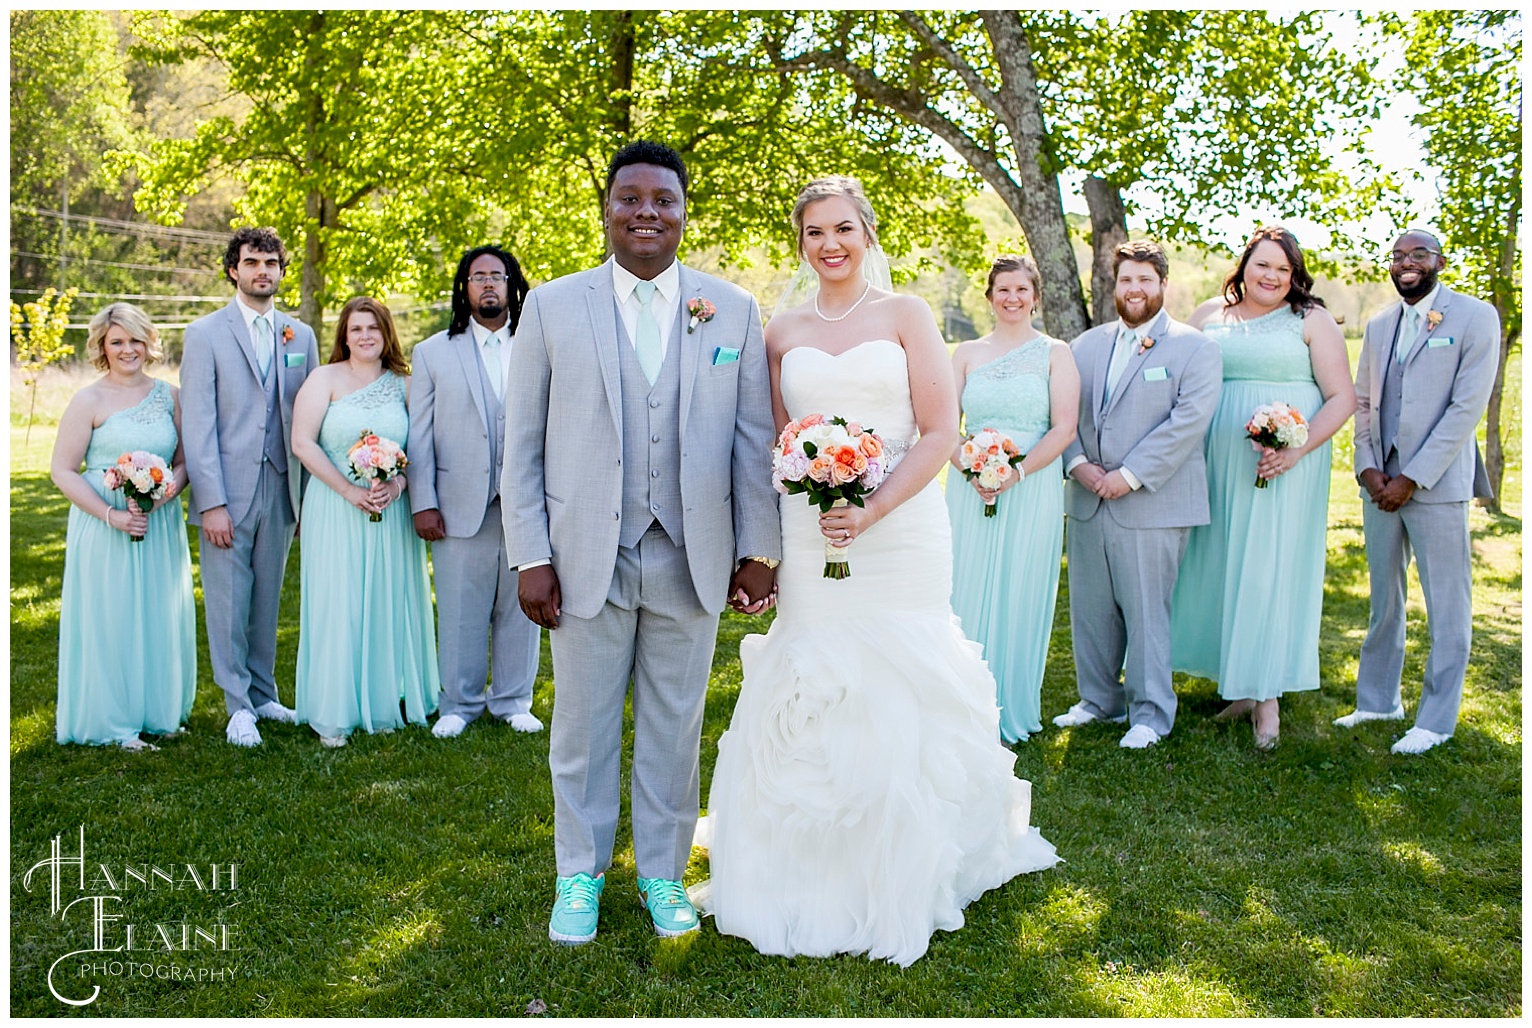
[503,141,779,944]
[1055,240,1222,748]
[1337,230,1499,754]
[182,227,320,746]
[409,246,544,738]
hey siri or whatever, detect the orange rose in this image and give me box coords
[830,458,860,484]
[808,455,834,482]
[858,434,883,458]
[150,466,164,483]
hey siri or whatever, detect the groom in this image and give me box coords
[1056,240,1221,749]
[182,227,320,746]
[502,140,780,944]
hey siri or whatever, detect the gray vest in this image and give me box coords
[1380,309,1407,464]
[616,307,684,548]
[259,347,287,475]
[470,336,507,506]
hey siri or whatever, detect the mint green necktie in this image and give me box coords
[633,280,662,386]
[1397,306,1421,365]
[255,314,273,378]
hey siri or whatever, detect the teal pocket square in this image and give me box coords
[1427,336,1454,348]
[1142,366,1169,382]
[712,347,740,365]
[283,352,306,367]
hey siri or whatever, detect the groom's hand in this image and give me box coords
[729,561,776,615]
[519,565,562,629]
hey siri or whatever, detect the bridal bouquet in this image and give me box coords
[1245,402,1308,488]
[771,413,888,579]
[347,429,409,522]
[101,451,171,542]
[958,428,1024,518]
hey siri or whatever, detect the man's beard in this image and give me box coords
[1115,291,1164,328]
[1391,266,1438,303]
[475,300,504,321]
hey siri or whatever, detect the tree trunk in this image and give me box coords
[297,12,327,335]
[982,12,1088,342]
[1482,221,1520,514]
[1083,176,1128,327]
[608,12,635,141]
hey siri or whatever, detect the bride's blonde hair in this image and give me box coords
[791,176,879,260]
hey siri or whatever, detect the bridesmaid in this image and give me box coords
[50,303,196,748]
[1170,226,1356,749]
[947,255,1080,743]
[291,297,439,747]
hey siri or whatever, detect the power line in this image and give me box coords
[14,207,229,245]
[9,289,230,302]
[10,250,220,276]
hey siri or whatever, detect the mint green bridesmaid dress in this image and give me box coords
[946,336,1064,743]
[294,372,439,740]
[57,379,196,745]
[1170,307,1329,700]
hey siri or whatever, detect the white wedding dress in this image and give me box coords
[694,338,1058,967]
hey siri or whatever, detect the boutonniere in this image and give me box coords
[1138,334,1156,355]
[281,325,295,345]
[1425,310,1443,331]
[687,297,717,333]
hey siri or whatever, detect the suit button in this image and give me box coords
[649,399,660,409]
[651,503,660,512]
[612,512,620,520]
[651,470,660,478]
[651,434,660,443]
[616,458,621,466]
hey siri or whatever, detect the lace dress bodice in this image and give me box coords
[317,371,408,474]
[85,379,178,470]
[959,335,1055,452]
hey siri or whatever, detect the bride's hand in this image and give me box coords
[820,503,878,548]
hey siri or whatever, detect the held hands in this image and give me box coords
[1361,468,1416,512]
[1094,470,1132,500]
[107,501,149,537]
[820,502,878,549]
[968,473,1021,505]
[518,565,562,629]
[352,478,404,516]
[1254,443,1301,483]
[729,560,777,615]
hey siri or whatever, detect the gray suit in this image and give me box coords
[1063,309,1222,736]
[502,258,779,880]
[181,299,319,715]
[408,327,541,722]
[1352,285,1499,734]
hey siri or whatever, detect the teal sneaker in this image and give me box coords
[636,877,700,937]
[549,872,604,944]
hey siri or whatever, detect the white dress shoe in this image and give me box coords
[226,710,262,747]
[1333,704,1405,728]
[120,736,159,752]
[1119,724,1162,749]
[1391,726,1450,755]
[254,701,298,724]
[507,712,544,733]
[319,734,348,749]
[432,713,469,739]
[1052,702,1127,728]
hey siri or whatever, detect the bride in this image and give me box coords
[694,177,1058,967]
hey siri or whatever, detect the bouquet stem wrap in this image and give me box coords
[824,498,851,579]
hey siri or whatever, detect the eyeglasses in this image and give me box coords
[1383,248,1442,266]
[468,272,509,285]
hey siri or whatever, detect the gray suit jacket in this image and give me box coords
[181,299,320,525]
[1353,285,1499,503]
[1063,309,1222,529]
[409,327,503,536]
[502,259,781,619]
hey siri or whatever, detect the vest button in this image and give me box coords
[649,399,660,409]
[651,434,660,443]
[651,470,660,478]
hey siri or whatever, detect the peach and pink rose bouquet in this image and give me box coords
[1245,402,1308,488]
[347,429,409,521]
[101,450,172,542]
[771,413,888,579]
[958,428,1024,517]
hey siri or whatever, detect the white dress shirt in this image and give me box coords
[1394,283,1442,361]
[612,257,681,359]
[234,294,275,348]
[469,317,513,399]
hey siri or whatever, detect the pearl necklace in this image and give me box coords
[814,281,872,323]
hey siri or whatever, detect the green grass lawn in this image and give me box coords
[9,408,1522,1016]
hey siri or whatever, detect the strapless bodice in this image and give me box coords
[780,339,918,444]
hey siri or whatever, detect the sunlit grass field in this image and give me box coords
[9,364,1521,1016]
